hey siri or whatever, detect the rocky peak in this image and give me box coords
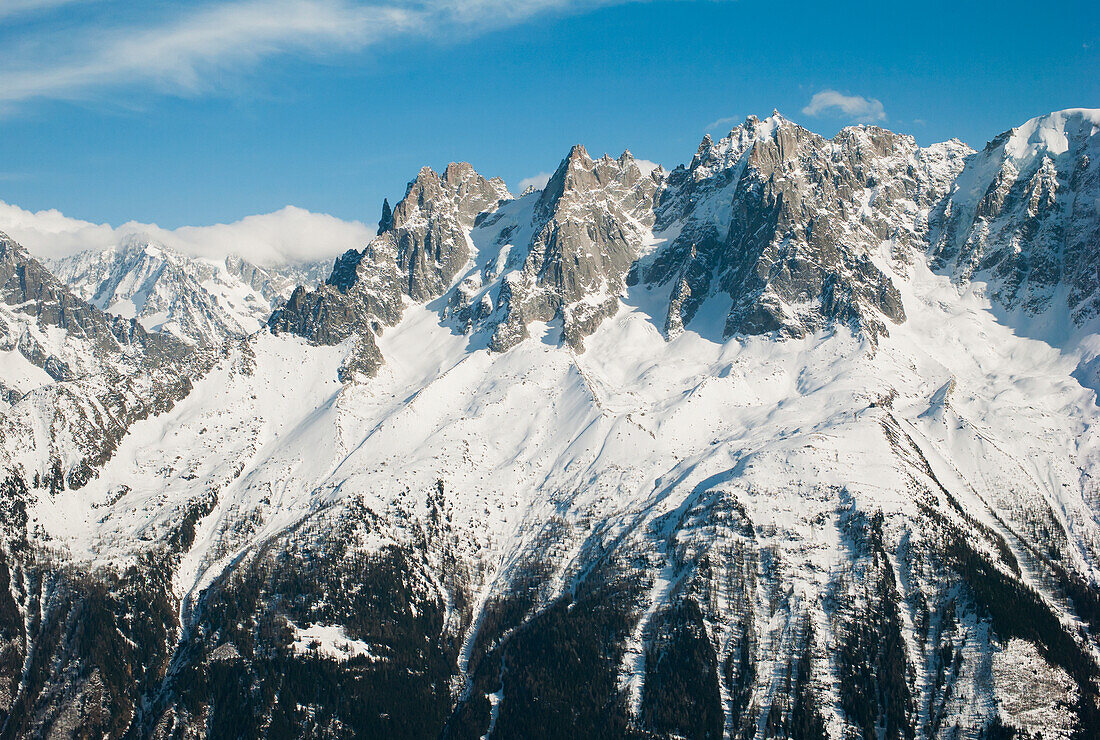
[377,197,393,235]
[670,114,795,195]
[385,161,510,301]
[534,145,657,217]
[270,238,402,380]
[274,114,974,377]
[487,145,661,351]
[3,234,193,367]
[325,248,367,293]
[647,115,969,340]
[270,161,511,378]
[744,111,804,165]
[534,144,591,217]
[391,162,509,233]
[2,232,130,362]
[270,110,985,388]
[441,162,511,226]
[222,254,330,306]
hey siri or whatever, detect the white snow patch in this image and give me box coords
[992,639,1078,738]
[288,622,379,663]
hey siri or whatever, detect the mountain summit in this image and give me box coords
[2,109,1100,739]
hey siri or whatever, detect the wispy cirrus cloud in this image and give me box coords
[0,1,414,108]
[801,89,886,123]
[0,0,667,110]
[705,115,740,131]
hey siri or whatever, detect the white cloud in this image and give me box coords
[706,115,741,131]
[0,200,372,266]
[517,171,552,192]
[0,1,411,107]
[634,158,660,176]
[0,0,667,109]
[0,202,117,258]
[801,89,886,123]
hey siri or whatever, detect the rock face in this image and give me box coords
[270,242,403,379]
[484,146,660,351]
[2,110,1100,739]
[272,118,972,371]
[223,253,331,307]
[272,147,660,366]
[387,163,511,302]
[269,162,509,376]
[646,114,971,340]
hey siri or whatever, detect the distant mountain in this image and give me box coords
[50,238,331,346]
[0,231,205,490]
[934,109,1100,332]
[0,110,1098,739]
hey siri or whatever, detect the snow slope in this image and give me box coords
[35,211,1100,738]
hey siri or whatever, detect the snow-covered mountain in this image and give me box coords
[49,239,331,346]
[932,109,1100,392]
[0,109,1099,739]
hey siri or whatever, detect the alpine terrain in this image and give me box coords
[48,240,331,347]
[0,108,1098,739]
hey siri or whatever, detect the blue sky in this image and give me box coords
[0,0,1096,233]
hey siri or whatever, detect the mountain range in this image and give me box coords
[0,108,1098,739]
